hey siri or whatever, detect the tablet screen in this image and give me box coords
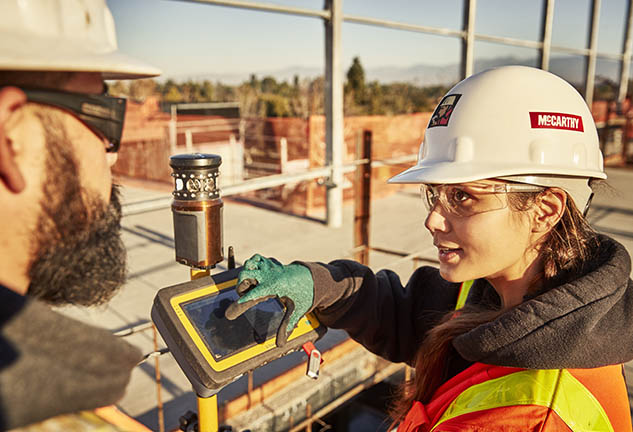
[181,288,284,360]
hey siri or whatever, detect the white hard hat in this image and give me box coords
[389,66,606,186]
[0,0,160,79]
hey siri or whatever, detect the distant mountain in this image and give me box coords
[168,56,620,87]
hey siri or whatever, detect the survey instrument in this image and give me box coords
[151,266,326,397]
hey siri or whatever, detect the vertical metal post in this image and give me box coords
[229,134,237,184]
[324,0,344,228]
[354,130,371,265]
[152,325,165,432]
[618,0,633,104]
[169,105,178,154]
[280,137,288,173]
[305,403,312,432]
[461,0,476,79]
[539,0,555,70]
[247,371,253,409]
[185,130,194,152]
[198,395,219,432]
[585,0,601,107]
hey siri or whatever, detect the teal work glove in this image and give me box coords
[225,254,315,347]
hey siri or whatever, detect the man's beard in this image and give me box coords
[27,114,127,306]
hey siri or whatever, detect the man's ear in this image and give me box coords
[0,87,27,193]
[532,187,566,233]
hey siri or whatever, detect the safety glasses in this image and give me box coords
[421,182,545,217]
[23,88,127,153]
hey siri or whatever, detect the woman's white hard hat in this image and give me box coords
[389,66,606,185]
[0,0,160,79]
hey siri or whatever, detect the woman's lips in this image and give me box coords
[438,247,462,263]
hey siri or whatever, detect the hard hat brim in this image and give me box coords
[0,32,161,79]
[388,162,607,185]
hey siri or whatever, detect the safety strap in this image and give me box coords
[431,368,614,432]
[455,280,474,311]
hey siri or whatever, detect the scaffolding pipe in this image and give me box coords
[539,0,555,70]
[343,14,463,38]
[585,0,601,107]
[178,0,329,18]
[324,0,344,228]
[619,0,633,104]
[475,33,541,49]
[461,0,476,79]
[122,154,419,217]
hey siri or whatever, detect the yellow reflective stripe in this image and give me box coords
[431,369,614,432]
[455,280,474,311]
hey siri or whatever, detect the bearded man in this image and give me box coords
[0,0,160,429]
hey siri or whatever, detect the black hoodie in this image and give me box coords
[304,234,633,379]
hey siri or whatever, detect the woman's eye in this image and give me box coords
[452,189,471,203]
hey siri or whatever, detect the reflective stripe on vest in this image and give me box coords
[455,280,474,310]
[430,368,614,432]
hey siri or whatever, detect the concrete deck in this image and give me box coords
[59,167,633,431]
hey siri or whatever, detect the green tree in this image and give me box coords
[261,76,278,94]
[201,80,214,101]
[163,85,183,102]
[259,94,291,117]
[128,79,157,100]
[346,57,366,106]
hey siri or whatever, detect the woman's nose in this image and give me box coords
[424,205,451,234]
[106,152,118,168]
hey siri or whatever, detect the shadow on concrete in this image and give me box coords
[588,205,633,239]
[594,226,633,240]
[226,196,326,225]
[127,260,182,280]
[111,319,151,335]
[588,204,633,219]
[122,226,175,249]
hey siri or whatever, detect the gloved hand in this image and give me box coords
[225,254,314,347]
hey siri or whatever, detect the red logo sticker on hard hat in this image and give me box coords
[529,112,584,132]
[429,94,461,128]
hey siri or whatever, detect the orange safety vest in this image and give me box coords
[399,280,633,432]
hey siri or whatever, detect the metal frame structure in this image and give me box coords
[175,0,632,228]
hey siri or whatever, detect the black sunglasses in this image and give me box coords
[22,88,127,153]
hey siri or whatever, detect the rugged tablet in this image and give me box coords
[151,267,326,397]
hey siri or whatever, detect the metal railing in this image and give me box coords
[121,152,417,216]
[173,0,633,228]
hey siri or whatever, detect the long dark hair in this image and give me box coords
[390,187,599,421]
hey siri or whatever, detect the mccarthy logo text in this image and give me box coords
[529,112,584,132]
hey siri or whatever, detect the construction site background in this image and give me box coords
[114,95,633,216]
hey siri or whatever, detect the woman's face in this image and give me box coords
[424,180,538,285]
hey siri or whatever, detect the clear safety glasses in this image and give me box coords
[421,182,545,217]
[23,88,127,153]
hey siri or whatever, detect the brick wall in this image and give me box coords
[303,113,430,212]
[112,97,431,214]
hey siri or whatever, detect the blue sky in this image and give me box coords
[107,0,630,81]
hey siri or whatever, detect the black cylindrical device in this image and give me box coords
[169,153,223,269]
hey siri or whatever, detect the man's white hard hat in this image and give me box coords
[0,0,160,79]
[389,66,606,185]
